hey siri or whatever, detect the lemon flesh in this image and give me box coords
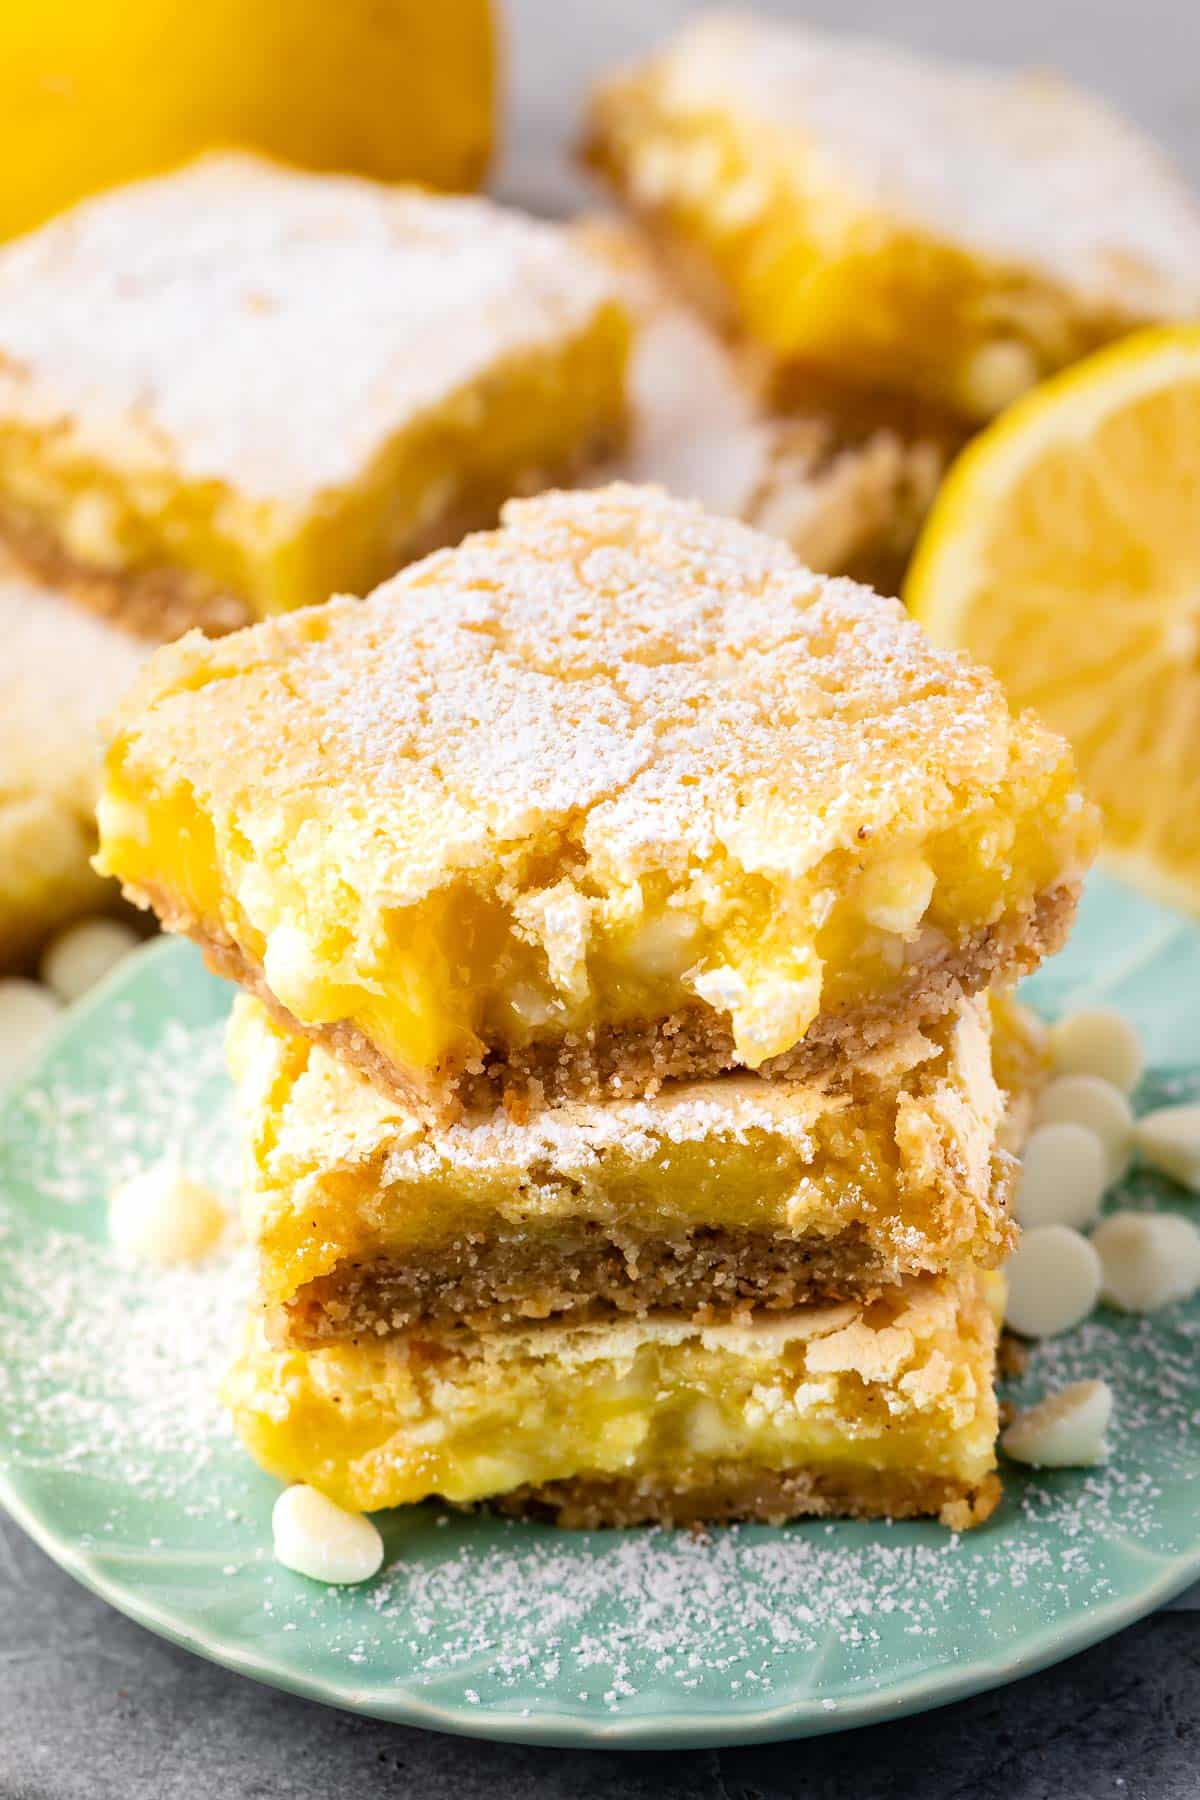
[907,325,1200,914]
[0,0,494,241]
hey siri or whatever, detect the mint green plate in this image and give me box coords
[1,872,1199,1749]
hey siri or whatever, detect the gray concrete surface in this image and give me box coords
[4,2,1200,1793]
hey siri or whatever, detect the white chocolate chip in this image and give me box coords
[961,339,1039,415]
[0,979,62,1086]
[1134,1103,1200,1194]
[40,917,141,1004]
[1001,1379,1113,1468]
[1014,1123,1108,1229]
[691,960,822,1067]
[1092,1211,1200,1313]
[262,923,323,1017]
[108,1161,226,1265]
[857,854,936,937]
[272,1485,384,1585]
[1004,1224,1102,1337]
[1034,1075,1133,1185]
[1048,1007,1144,1094]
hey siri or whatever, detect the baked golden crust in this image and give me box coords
[498,1465,1002,1531]
[99,485,1097,1116]
[200,878,1074,1116]
[0,500,251,642]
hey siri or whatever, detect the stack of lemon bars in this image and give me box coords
[96,482,1096,1530]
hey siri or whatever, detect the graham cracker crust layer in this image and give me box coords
[0,500,251,642]
[175,880,1078,1119]
[493,1464,1003,1531]
[0,427,625,646]
[282,1229,904,1345]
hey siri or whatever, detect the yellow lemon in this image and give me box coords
[0,0,494,241]
[907,325,1200,914]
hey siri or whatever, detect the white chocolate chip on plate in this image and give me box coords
[272,1485,384,1585]
[1048,1007,1144,1094]
[0,979,62,1086]
[108,1160,227,1266]
[1034,1075,1133,1185]
[1013,1122,1107,1229]
[1134,1103,1200,1194]
[1092,1211,1200,1313]
[40,917,141,1004]
[1004,1224,1102,1338]
[1001,1379,1113,1468]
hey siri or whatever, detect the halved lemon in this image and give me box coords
[907,325,1200,914]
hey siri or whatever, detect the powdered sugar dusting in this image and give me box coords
[647,16,1200,310]
[14,1007,236,1207]
[0,153,619,502]
[118,485,1083,912]
[0,1224,251,1497]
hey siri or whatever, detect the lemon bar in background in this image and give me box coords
[1,571,145,967]
[97,485,1096,1115]
[0,0,494,244]
[0,154,628,637]
[576,218,962,593]
[225,1268,1002,1528]
[585,15,1200,421]
[229,993,1014,1342]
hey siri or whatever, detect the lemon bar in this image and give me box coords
[578,217,959,590]
[230,992,1014,1342]
[585,16,1200,420]
[226,1268,1001,1528]
[0,153,628,637]
[1,570,145,966]
[97,484,1096,1116]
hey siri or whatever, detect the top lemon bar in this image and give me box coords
[97,484,1097,1116]
[0,153,628,636]
[585,14,1200,420]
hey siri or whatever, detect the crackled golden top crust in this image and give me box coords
[0,152,620,506]
[107,482,1087,909]
[608,14,1200,313]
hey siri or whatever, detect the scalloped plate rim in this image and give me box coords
[3,1458,1200,1748]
